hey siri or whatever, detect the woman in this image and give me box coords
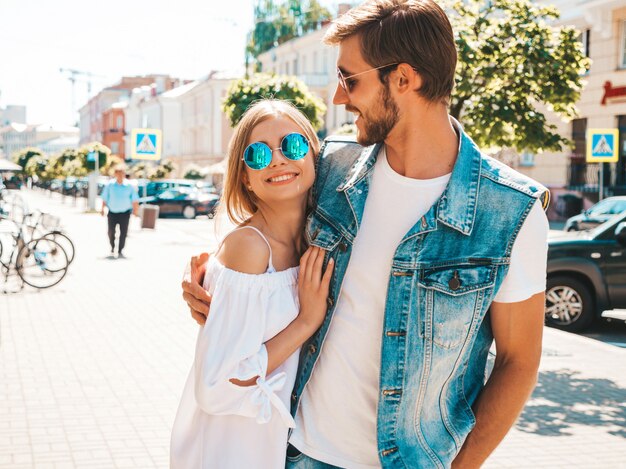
[170,100,333,468]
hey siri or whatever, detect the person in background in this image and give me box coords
[100,164,139,258]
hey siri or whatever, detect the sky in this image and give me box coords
[0,0,339,127]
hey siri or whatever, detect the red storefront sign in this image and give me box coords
[602,81,626,105]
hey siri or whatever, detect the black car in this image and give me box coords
[564,196,626,231]
[139,188,220,219]
[546,212,626,331]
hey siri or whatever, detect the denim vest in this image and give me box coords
[290,124,549,468]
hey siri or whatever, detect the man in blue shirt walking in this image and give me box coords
[100,164,139,258]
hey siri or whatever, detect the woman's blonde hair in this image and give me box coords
[221,99,320,224]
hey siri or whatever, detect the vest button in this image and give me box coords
[308,344,317,354]
[327,297,334,307]
[291,392,297,402]
[338,243,347,252]
[448,270,461,290]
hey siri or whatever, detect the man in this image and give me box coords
[182,1,549,467]
[100,164,139,258]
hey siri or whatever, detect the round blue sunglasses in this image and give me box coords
[243,132,310,170]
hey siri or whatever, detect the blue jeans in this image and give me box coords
[285,445,342,469]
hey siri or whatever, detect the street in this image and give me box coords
[1,189,626,468]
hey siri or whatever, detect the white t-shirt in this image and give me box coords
[289,148,549,468]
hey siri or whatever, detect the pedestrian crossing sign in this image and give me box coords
[587,129,619,163]
[131,128,162,161]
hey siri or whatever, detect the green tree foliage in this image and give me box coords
[46,149,80,179]
[149,160,176,180]
[222,73,327,130]
[247,0,332,60]
[24,154,50,180]
[183,164,205,180]
[12,147,44,171]
[101,155,125,177]
[129,162,149,179]
[78,142,110,172]
[446,0,590,153]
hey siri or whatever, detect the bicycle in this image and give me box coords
[0,215,70,292]
[22,210,76,264]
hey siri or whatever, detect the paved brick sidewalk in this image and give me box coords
[1,189,625,468]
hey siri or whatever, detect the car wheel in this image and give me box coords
[182,205,197,219]
[545,276,595,332]
[207,210,215,219]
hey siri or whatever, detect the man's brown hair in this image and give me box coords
[324,0,457,104]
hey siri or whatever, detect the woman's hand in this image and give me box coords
[182,252,212,325]
[297,246,334,331]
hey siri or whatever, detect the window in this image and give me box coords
[622,21,626,68]
[110,142,119,154]
[581,29,590,58]
[572,118,587,157]
[519,151,535,167]
[117,116,123,129]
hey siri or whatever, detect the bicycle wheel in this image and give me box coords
[16,238,69,289]
[40,231,75,264]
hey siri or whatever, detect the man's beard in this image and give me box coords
[355,84,399,146]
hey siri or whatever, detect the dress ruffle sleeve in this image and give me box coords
[193,265,296,428]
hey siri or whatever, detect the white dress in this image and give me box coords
[171,227,300,469]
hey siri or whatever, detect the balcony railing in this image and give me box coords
[567,156,598,192]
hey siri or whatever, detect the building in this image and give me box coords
[517,0,626,215]
[78,75,177,146]
[256,4,353,136]
[123,72,238,177]
[0,123,78,159]
[102,103,127,157]
[177,71,237,172]
[0,104,26,126]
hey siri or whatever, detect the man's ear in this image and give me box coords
[395,63,422,94]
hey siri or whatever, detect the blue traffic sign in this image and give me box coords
[131,128,162,161]
[587,129,618,163]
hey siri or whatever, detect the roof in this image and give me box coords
[161,80,201,98]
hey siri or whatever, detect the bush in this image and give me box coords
[222,73,326,130]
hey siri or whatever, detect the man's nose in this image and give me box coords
[333,83,349,105]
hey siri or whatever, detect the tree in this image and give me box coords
[247,0,332,60]
[78,142,110,172]
[222,73,327,130]
[446,0,590,153]
[101,155,125,177]
[24,154,51,180]
[129,162,150,179]
[47,149,80,179]
[148,160,176,180]
[12,147,44,171]
[183,164,205,180]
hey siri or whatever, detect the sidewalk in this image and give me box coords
[1,189,626,468]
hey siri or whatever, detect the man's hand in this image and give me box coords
[182,253,212,325]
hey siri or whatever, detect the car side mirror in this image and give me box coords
[616,222,626,246]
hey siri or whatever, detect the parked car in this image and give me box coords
[134,179,217,198]
[139,187,219,219]
[546,212,626,331]
[564,196,626,231]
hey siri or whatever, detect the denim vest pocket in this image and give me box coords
[419,264,496,349]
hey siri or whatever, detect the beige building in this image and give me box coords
[0,123,78,159]
[122,72,238,179]
[519,0,626,214]
[256,5,353,136]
